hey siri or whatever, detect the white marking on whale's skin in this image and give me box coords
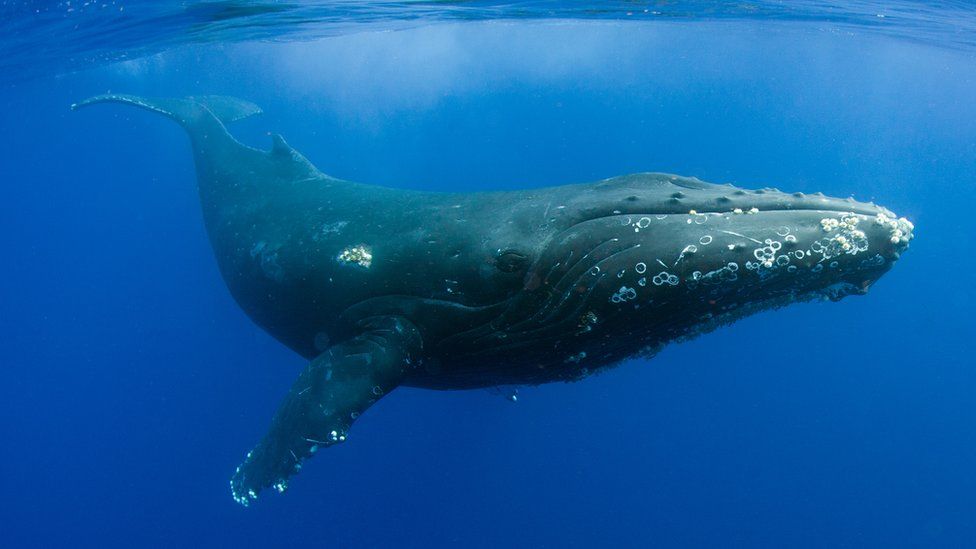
[719,229,762,244]
[651,271,679,286]
[674,244,697,267]
[313,220,348,240]
[336,245,372,268]
[609,286,637,304]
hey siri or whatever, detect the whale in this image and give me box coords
[73,94,915,506]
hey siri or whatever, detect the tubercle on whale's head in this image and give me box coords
[505,175,914,362]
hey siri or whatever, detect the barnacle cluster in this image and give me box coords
[577,311,599,334]
[651,271,680,286]
[875,213,914,250]
[752,238,783,269]
[817,214,868,260]
[336,245,373,268]
[689,262,739,289]
[610,285,638,303]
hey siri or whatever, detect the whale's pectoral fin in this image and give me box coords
[230,317,422,506]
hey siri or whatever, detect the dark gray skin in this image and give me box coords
[74,94,915,505]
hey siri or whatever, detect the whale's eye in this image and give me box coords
[495,249,528,273]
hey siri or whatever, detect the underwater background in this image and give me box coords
[1,1,974,547]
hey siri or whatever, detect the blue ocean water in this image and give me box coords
[1,2,974,547]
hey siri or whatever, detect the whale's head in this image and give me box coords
[492,174,914,374]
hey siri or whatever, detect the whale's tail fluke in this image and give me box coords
[71,94,265,175]
[71,93,262,128]
[72,93,322,198]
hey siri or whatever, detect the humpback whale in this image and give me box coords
[73,94,915,506]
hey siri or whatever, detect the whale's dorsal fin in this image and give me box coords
[270,133,294,155]
[268,133,321,182]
